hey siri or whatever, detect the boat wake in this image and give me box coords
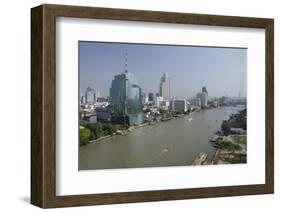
[156,147,169,157]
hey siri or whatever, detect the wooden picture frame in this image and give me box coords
[31,4,274,208]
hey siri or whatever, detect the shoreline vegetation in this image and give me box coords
[79,108,196,145]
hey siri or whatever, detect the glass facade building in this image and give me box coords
[110,72,144,125]
[159,72,170,101]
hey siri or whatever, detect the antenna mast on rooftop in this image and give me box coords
[124,52,128,74]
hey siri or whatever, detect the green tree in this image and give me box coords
[87,123,104,139]
[79,128,91,145]
[221,120,231,135]
[102,123,116,135]
[80,120,89,127]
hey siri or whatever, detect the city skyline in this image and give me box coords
[79,41,247,98]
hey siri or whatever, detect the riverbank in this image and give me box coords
[191,108,247,165]
[191,135,247,165]
[86,122,150,144]
[83,110,196,145]
[89,134,112,143]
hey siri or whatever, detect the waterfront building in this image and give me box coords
[155,96,164,108]
[212,100,218,108]
[159,100,170,110]
[159,73,170,101]
[170,98,187,112]
[109,53,143,125]
[96,107,111,122]
[82,114,97,123]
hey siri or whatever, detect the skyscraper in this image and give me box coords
[197,86,208,108]
[109,53,143,125]
[197,92,208,108]
[159,72,170,101]
[85,87,100,104]
[85,87,95,104]
[148,92,154,102]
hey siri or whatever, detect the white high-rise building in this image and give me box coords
[159,73,170,101]
[85,87,100,104]
[85,87,95,104]
[197,92,208,108]
[94,89,100,102]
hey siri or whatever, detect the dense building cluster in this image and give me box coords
[79,53,246,127]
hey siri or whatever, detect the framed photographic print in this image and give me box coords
[31,4,274,208]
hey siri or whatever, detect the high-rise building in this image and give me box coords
[159,73,170,101]
[197,92,208,108]
[148,92,154,102]
[85,87,100,104]
[196,86,208,108]
[109,53,143,125]
[85,87,95,104]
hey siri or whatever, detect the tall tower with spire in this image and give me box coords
[109,52,143,125]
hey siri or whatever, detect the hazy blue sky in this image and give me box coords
[79,41,246,98]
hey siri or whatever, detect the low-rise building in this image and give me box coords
[83,114,97,123]
[170,98,187,112]
[155,96,164,108]
[96,107,111,122]
[159,100,170,110]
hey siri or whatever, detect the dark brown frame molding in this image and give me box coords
[31,4,274,208]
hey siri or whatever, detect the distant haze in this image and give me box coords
[79,41,247,98]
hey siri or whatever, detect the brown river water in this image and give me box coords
[79,107,241,170]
